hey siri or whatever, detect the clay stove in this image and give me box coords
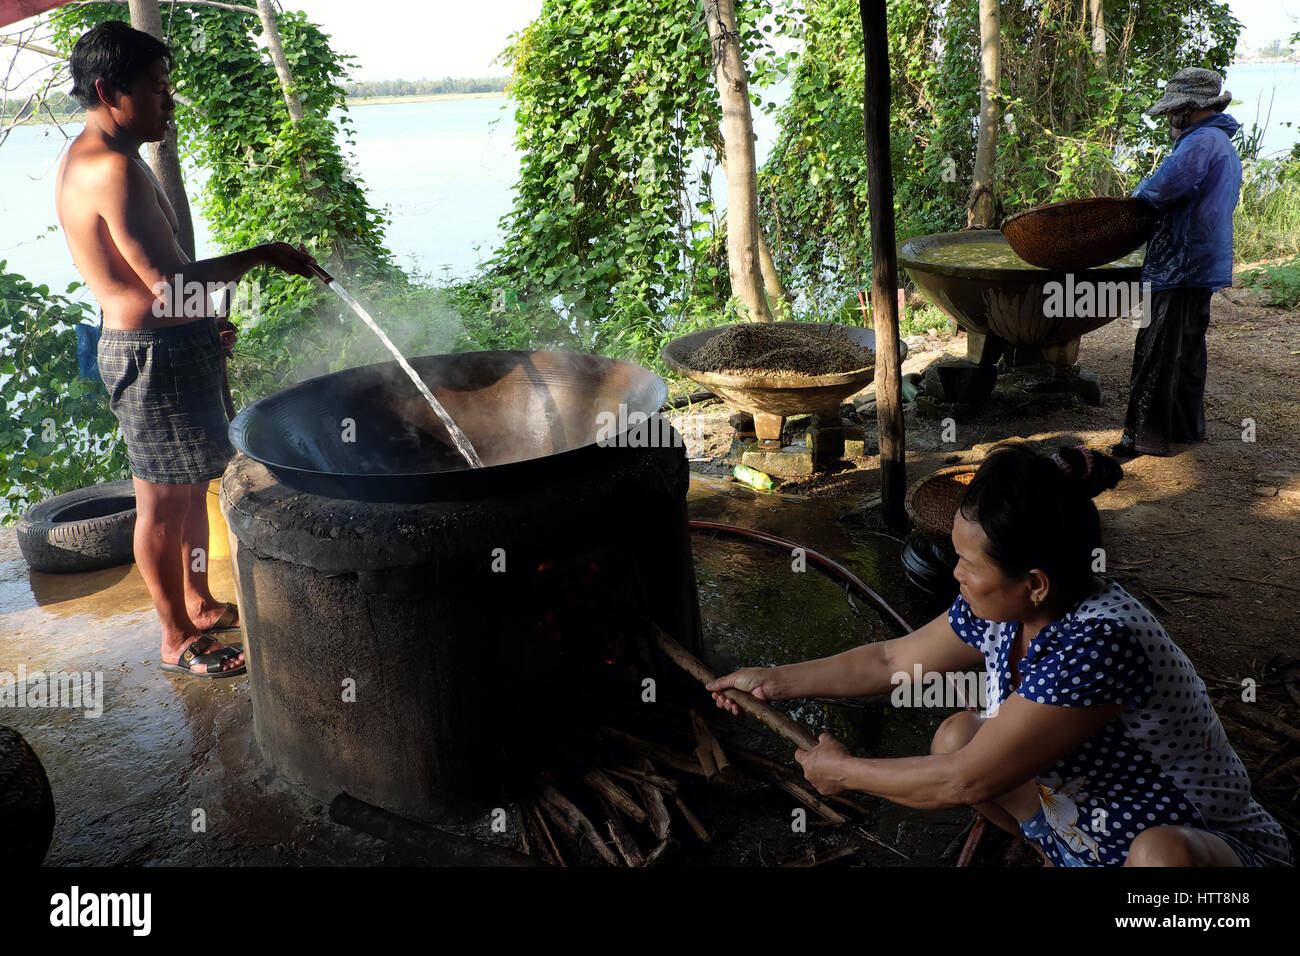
[221,350,701,822]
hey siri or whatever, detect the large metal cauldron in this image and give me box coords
[898,230,1144,347]
[229,349,667,503]
[222,350,700,821]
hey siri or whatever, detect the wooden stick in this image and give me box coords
[599,726,707,776]
[517,808,531,857]
[1262,753,1300,786]
[654,626,820,751]
[535,793,577,840]
[1220,699,1300,747]
[606,765,680,795]
[728,745,863,813]
[527,803,564,867]
[691,709,731,774]
[1230,575,1300,595]
[689,709,719,777]
[673,794,712,844]
[635,758,673,841]
[599,795,646,867]
[779,844,858,867]
[582,769,648,824]
[540,784,620,866]
[774,777,848,825]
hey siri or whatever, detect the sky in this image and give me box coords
[2,0,1298,89]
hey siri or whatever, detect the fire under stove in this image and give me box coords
[222,350,701,823]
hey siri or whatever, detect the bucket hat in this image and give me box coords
[1145,67,1232,117]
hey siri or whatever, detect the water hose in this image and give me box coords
[687,520,913,634]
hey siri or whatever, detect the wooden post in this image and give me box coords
[858,0,906,531]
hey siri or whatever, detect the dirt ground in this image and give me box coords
[665,275,1300,850]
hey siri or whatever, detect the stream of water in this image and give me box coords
[325,280,484,469]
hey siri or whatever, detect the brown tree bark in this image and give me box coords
[256,0,305,122]
[966,0,1000,229]
[128,0,195,258]
[705,0,772,322]
[1089,0,1107,69]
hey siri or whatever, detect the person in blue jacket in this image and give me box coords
[1112,68,1242,460]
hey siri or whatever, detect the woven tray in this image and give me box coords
[905,465,977,540]
[1001,197,1156,270]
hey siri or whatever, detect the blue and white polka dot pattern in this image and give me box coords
[948,581,1295,867]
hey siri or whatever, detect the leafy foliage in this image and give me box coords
[0,268,128,521]
[759,0,1243,311]
[48,4,406,405]
[481,0,780,364]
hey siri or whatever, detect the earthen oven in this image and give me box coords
[222,351,700,822]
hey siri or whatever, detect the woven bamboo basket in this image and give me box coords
[1001,197,1156,270]
[906,465,978,540]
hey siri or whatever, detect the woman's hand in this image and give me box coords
[794,733,852,796]
[705,667,783,716]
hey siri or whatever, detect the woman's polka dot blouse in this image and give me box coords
[947,580,1294,867]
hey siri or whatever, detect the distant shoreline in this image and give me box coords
[345,91,506,107]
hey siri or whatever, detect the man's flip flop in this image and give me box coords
[203,602,240,634]
[160,635,247,679]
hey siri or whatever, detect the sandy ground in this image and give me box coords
[666,278,1300,850]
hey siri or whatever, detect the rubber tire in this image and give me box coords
[0,726,55,865]
[15,480,137,574]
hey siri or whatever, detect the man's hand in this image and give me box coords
[706,667,783,716]
[260,241,326,279]
[794,733,852,796]
[216,317,237,357]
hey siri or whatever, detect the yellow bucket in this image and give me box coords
[206,477,230,558]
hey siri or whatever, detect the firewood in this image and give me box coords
[727,744,863,813]
[778,844,858,867]
[598,726,707,776]
[528,804,564,867]
[1262,753,1300,786]
[773,778,848,825]
[582,769,648,824]
[1220,699,1300,747]
[599,798,646,867]
[606,765,680,795]
[635,758,672,841]
[517,808,531,857]
[654,626,819,751]
[673,794,712,844]
[690,709,730,775]
[540,784,621,866]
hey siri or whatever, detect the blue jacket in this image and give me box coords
[1131,113,1242,292]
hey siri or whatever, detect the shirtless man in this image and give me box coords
[55,21,320,677]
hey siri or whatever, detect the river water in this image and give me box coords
[1,62,1296,307]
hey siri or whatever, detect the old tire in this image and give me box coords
[15,480,136,574]
[0,726,55,865]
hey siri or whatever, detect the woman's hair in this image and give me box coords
[958,444,1123,606]
[70,21,171,110]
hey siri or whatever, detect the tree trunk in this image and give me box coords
[966,0,1000,229]
[859,0,907,531]
[705,0,771,322]
[128,0,195,258]
[1089,0,1107,68]
[256,0,305,122]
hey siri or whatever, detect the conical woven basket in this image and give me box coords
[905,465,978,541]
[1001,197,1156,270]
